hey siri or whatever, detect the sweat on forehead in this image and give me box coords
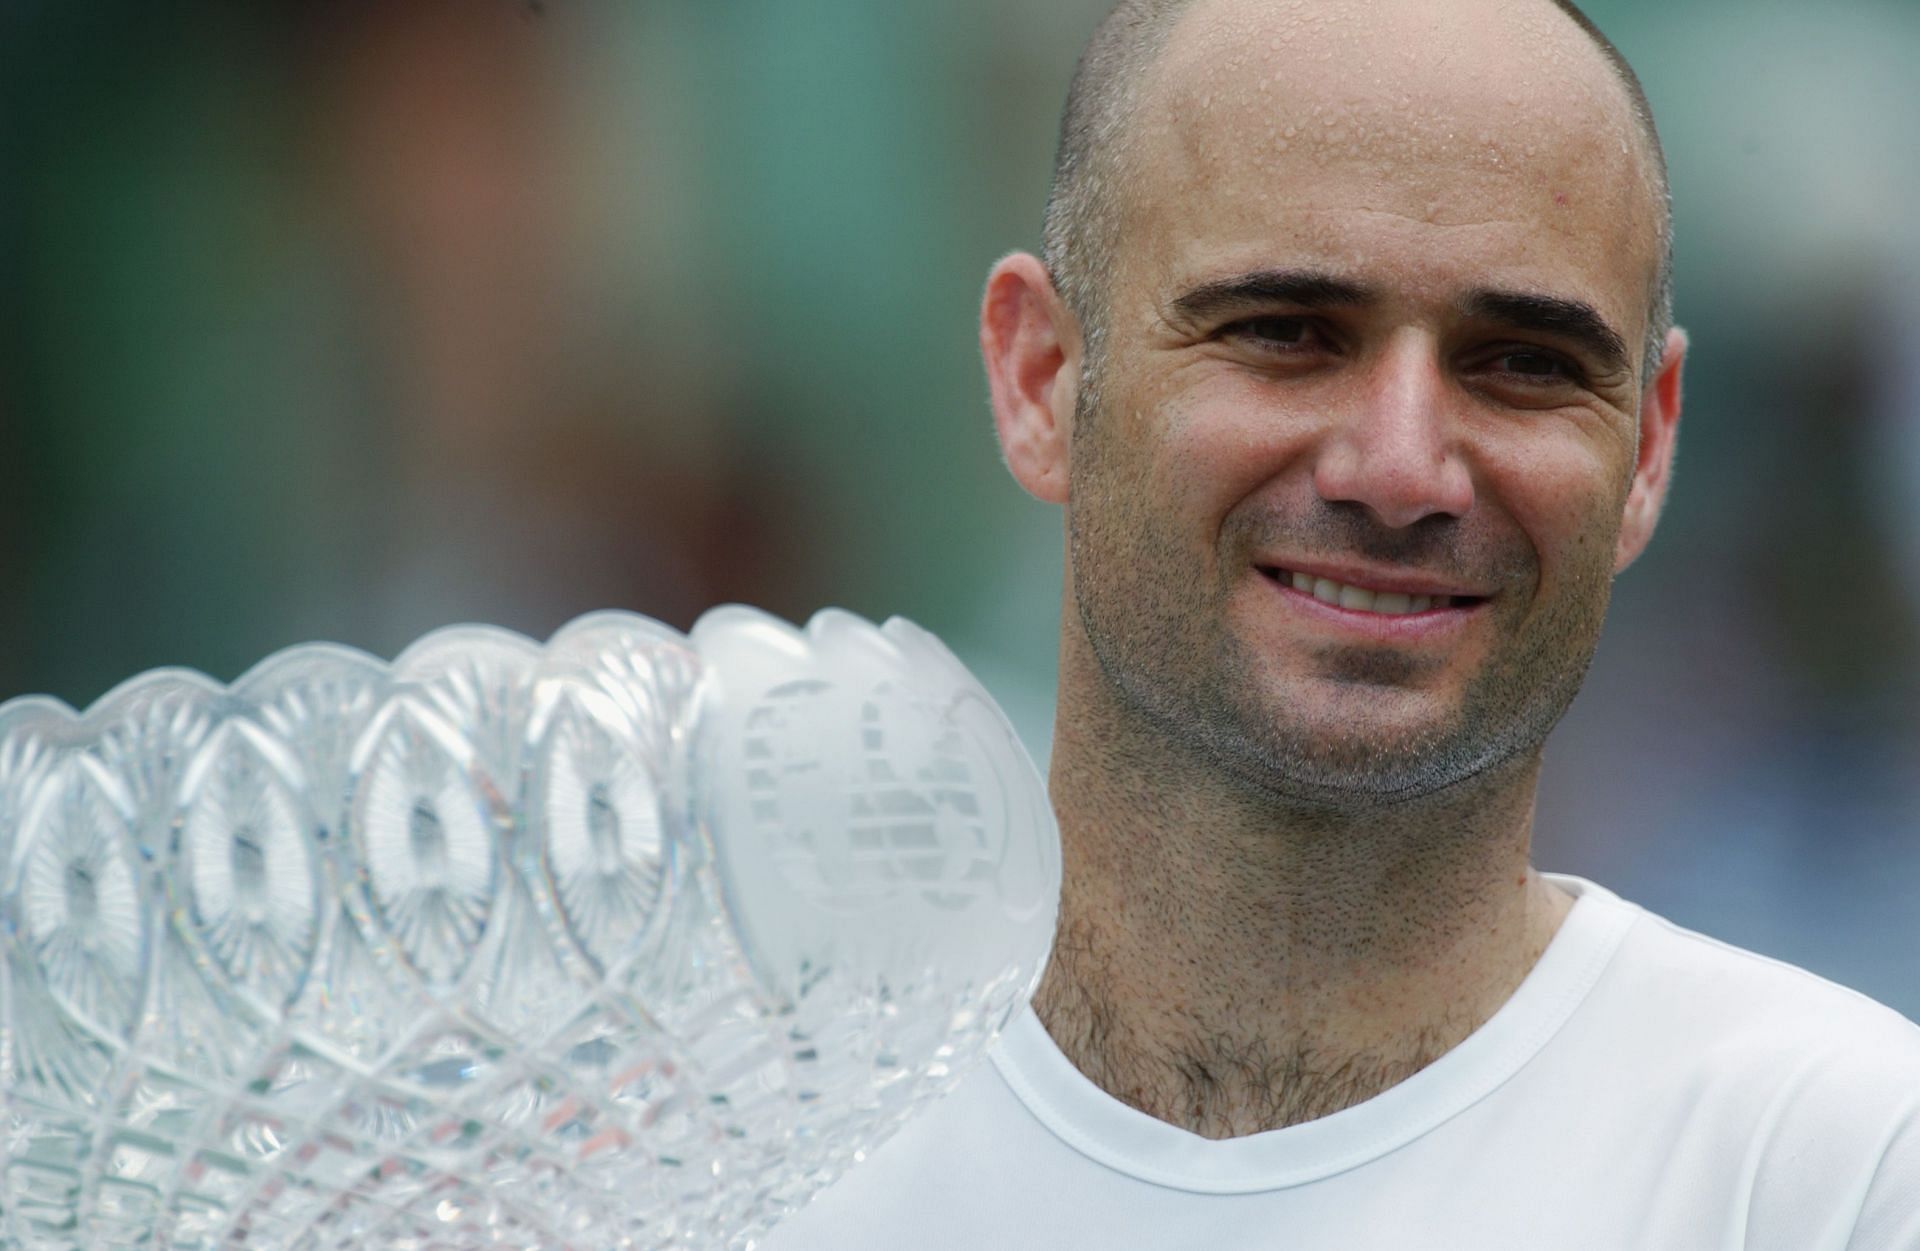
[1043,0,1673,369]
[1143,0,1643,165]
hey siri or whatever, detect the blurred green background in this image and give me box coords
[2,1,1917,1012]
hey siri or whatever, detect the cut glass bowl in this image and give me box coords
[0,607,1059,1250]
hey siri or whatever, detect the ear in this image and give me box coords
[1614,326,1687,572]
[981,252,1080,505]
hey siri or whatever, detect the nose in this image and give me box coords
[1311,335,1475,529]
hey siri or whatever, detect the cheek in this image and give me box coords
[1151,374,1318,513]
[1474,428,1631,584]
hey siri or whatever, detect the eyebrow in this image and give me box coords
[1461,289,1632,376]
[1167,270,1635,376]
[1167,269,1375,322]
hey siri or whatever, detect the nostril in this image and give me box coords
[1311,434,1474,528]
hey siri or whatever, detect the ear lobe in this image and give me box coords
[981,252,1079,505]
[1614,326,1687,572]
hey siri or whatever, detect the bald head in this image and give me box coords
[1043,0,1673,376]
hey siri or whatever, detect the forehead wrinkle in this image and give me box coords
[1163,206,1641,303]
[1109,0,1661,349]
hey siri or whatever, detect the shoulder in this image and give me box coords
[1544,875,1920,1058]
[1579,891,1920,1248]
[1543,878,1920,1150]
[1604,899,1920,1064]
[1498,881,1920,1248]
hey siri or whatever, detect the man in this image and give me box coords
[767,0,1920,1246]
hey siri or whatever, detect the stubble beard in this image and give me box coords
[1065,385,1618,812]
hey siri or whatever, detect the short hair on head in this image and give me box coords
[1041,0,1674,377]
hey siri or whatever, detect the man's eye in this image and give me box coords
[1495,350,1576,380]
[1225,316,1318,349]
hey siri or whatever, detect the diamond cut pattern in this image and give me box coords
[0,608,1058,1249]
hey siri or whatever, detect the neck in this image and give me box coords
[1032,633,1574,1139]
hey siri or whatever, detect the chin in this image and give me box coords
[1267,677,1462,745]
[1239,745,1516,810]
[1206,693,1513,806]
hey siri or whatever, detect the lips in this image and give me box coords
[1257,565,1490,618]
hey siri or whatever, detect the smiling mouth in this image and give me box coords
[1259,567,1490,617]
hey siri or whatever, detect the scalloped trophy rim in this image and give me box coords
[0,604,1052,928]
[0,605,859,719]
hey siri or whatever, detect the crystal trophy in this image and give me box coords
[0,607,1060,1250]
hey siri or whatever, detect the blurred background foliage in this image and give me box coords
[2,0,1916,1013]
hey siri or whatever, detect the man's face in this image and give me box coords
[1065,0,1669,802]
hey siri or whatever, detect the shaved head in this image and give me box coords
[1043,0,1673,376]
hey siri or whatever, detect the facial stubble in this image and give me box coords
[1066,384,1620,809]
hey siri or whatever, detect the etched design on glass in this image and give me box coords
[533,696,665,973]
[352,699,500,988]
[17,758,145,1042]
[177,720,322,1010]
[0,606,1059,1251]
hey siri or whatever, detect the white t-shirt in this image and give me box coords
[760,875,1920,1250]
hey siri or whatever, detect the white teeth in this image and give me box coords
[1280,570,1454,616]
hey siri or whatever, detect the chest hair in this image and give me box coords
[1034,932,1456,1137]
